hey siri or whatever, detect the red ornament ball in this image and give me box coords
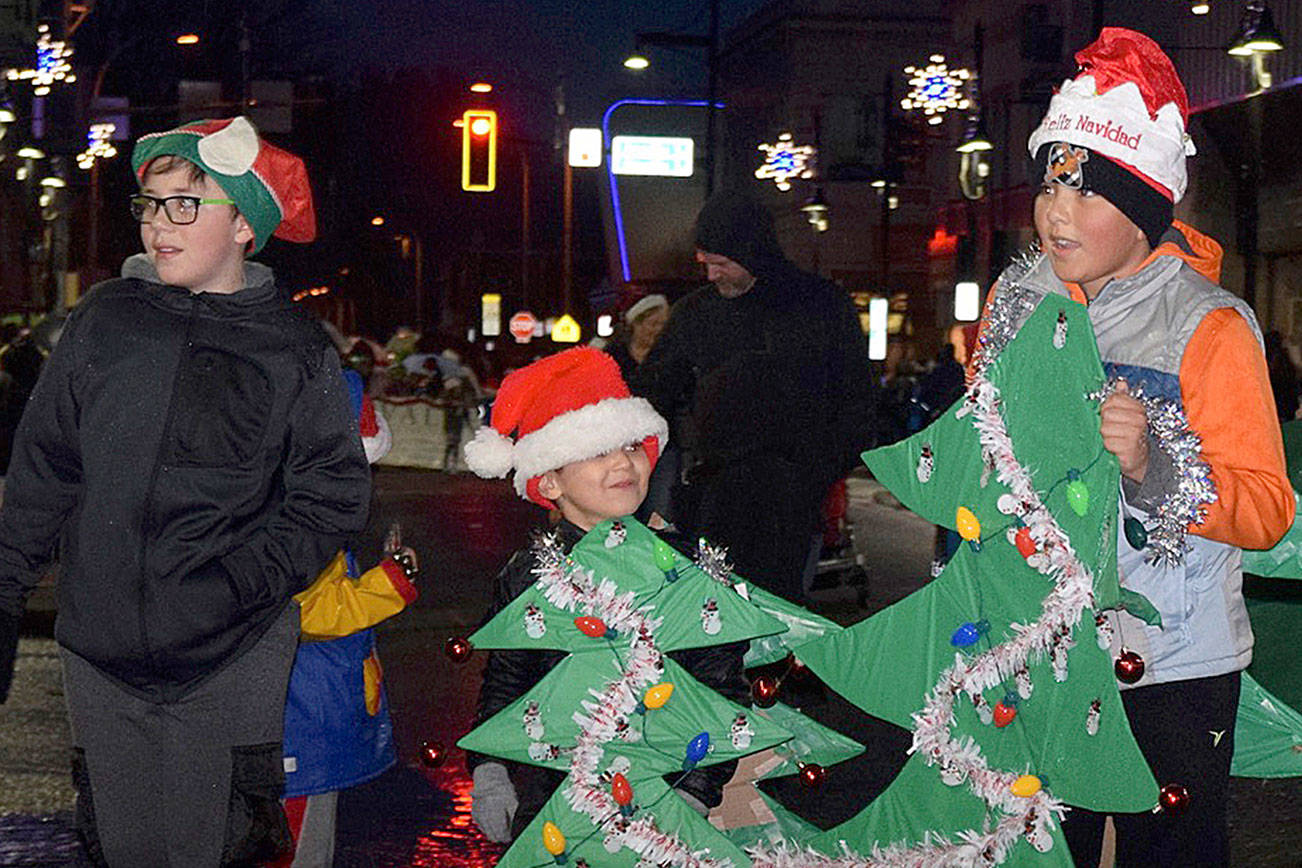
[445,636,473,663]
[1114,649,1145,684]
[798,762,826,788]
[420,740,446,768]
[751,674,779,708]
[993,701,1018,728]
[1159,782,1190,813]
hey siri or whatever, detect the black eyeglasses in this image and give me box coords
[129,194,236,225]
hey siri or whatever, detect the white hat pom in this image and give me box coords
[464,425,515,478]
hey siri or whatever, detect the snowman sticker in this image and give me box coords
[1094,612,1113,650]
[528,742,561,762]
[1053,309,1068,349]
[729,712,754,750]
[700,598,722,635]
[1086,698,1101,736]
[524,603,547,639]
[605,520,627,548]
[916,444,934,483]
[1024,808,1055,853]
[523,700,544,740]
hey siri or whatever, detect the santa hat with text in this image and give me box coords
[463,347,667,507]
[1028,27,1196,247]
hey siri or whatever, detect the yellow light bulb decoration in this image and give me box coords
[542,821,566,856]
[643,682,674,709]
[956,507,981,541]
[1010,774,1042,797]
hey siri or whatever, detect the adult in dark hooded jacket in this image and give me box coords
[632,191,876,602]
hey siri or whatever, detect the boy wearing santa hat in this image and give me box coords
[461,347,748,843]
[0,116,370,865]
[990,28,1293,864]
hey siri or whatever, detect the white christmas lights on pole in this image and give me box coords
[77,123,119,170]
[5,24,76,96]
[901,54,970,126]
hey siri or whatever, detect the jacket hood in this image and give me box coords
[1148,219,1222,284]
[693,190,787,277]
[120,253,284,313]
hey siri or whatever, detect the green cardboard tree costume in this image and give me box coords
[458,517,856,867]
[762,299,1159,866]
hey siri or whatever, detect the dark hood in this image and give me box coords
[693,190,787,277]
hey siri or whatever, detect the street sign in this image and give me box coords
[611,135,694,177]
[568,127,602,168]
[481,293,502,337]
[509,310,537,344]
[551,314,581,343]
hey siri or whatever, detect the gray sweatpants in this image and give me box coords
[61,605,298,867]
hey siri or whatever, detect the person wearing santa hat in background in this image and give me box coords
[460,347,748,843]
[987,28,1292,864]
[0,116,371,865]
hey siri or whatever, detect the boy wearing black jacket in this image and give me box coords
[462,347,748,842]
[0,116,370,866]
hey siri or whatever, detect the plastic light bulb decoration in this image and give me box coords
[993,692,1019,727]
[955,506,982,551]
[950,618,988,648]
[1013,524,1037,559]
[1066,470,1090,516]
[1010,774,1042,797]
[642,682,673,710]
[542,821,567,858]
[611,772,634,815]
[575,616,615,639]
[1124,516,1149,550]
[683,731,710,770]
[653,537,678,582]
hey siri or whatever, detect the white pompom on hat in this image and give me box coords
[464,347,668,507]
[1028,27,1195,203]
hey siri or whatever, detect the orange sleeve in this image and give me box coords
[1181,307,1294,548]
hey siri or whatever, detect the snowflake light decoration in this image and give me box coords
[5,24,76,96]
[901,54,970,126]
[77,123,119,170]
[755,132,815,191]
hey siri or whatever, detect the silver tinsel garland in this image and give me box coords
[1088,379,1217,566]
[969,244,1046,379]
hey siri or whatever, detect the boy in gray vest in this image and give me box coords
[985,28,1293,865]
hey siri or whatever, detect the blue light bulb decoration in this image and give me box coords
[950,618,990,648]
[683,731,710,770]
[1066,469,1090,517]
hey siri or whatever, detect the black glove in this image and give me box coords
[0,609,20,704]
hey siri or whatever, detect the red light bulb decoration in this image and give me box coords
[444,636,472,662]
[993,699,1018,728]
[1013,525,1037,559]
[611,772,634,816]
[419,740,445,768]
[798,762,826,788]
[751,674,779,708]
[1114,648,1145,684]
[1158,782,1189,813]
[574,616,616,639]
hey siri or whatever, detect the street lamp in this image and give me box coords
[1228,1,1285,55]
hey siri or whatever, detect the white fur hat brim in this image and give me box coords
[465,396,668,498]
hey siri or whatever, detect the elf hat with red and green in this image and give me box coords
[464,347,667,508]
[131,115,315,254]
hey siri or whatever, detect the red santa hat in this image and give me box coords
[1029,28,1194,202]
[463,347,667,507]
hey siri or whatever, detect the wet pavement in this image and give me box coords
[2,468,1300,866]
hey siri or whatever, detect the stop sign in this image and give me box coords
[509,311,537,343]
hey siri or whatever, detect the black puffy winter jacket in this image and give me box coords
[0,256,371,703]
[467,519,748,828]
